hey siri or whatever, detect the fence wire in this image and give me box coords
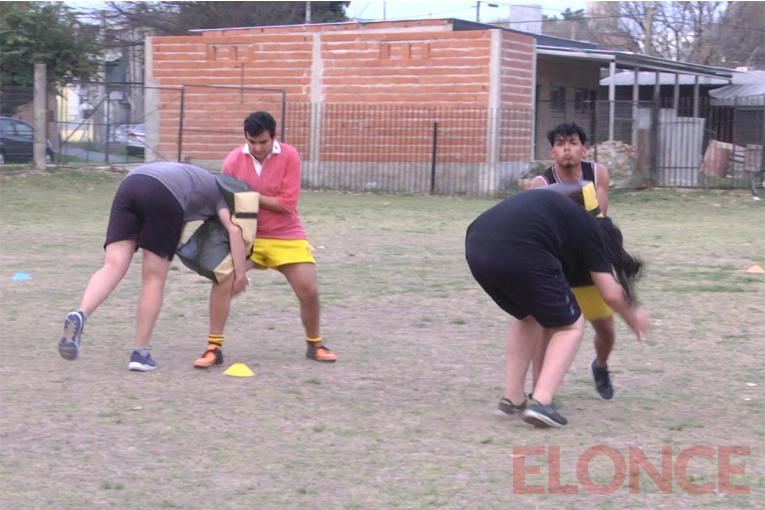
[2,83,762,197]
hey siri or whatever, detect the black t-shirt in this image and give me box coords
[465,189,612,286]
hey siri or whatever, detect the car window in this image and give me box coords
[14,121,34,139]
[0,118,14,135]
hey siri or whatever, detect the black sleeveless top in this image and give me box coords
[540,161,597,187]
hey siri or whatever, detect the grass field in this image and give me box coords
[1,168,763,509]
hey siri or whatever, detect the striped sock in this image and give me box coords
[306,335,322,344]
[208,334,223,347]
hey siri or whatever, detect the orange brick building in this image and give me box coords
[147,19,537,194]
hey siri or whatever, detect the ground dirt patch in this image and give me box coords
[1,169,763,509]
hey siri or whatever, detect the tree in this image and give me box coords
[0,2,101,87]
[95,1,350,38]
[716,1,765,69]
[542,8,592,41]
[583,1,764,67]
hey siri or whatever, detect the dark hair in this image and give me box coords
[546,122,588,146]
[595,217,643,305]
[243,111,276,138]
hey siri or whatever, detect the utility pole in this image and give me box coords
[645,4,653,56]
[306,1,311,23]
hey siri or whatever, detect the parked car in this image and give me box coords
[0,116,54,164]
[126,123,146,157]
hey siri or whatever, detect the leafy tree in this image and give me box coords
[96,1,349,37]
[0,2,101,87]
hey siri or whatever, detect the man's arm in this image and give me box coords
[594,163,610,215]
[259,196,287,213]
[216,207,249,295]
[529,175,548,189]
[590,271,650,340]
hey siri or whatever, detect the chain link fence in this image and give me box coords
[2,82,762,197]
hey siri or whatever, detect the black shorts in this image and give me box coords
[104,174,185,260]
[466,252,581,328]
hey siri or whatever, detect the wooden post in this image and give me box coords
[33,62,47,169]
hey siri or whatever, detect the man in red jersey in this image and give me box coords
[194,111,337,368]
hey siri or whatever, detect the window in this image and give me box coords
[0,118,14,136]
[550,86,566,113]
[14,121,34,139]
[574,89,595,113]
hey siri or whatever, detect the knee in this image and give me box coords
[593,318,616,340]
[291,275,318,302]
[296,282,319,303]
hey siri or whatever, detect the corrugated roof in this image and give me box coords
[709,71,765,105]
[599,71,728,87]
[537,47,735,80]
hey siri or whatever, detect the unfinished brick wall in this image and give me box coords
[149,20,536,193]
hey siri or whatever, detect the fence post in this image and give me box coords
[105,85,110,164]
[281,91,286,142]
[430,122,438,194]
[33,62,47,170]
[650,72,660,185]
[177,85,186,162]
[731,95,738,190]
[757,98,765,199]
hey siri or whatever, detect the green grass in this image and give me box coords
[0,168,763,509]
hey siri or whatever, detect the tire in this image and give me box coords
[0,151,5,165]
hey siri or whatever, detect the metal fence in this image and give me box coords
[285,104,533,196]
[3,82,762,197]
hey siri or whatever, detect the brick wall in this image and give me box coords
[499,31,535,163]
[149,20,536,192]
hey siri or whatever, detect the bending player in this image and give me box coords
[465,188,649,428]
[58,162,248,371]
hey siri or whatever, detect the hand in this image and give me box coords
[628,307,651,341]
[232,274,249,296]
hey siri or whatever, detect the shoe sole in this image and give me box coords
[589,360,614,400]
[522,409,565,428]
[59,312,83,360]
[193,361,221,369]
[307,357,336,362]
[493,409,521,418]
[128,362,156,372]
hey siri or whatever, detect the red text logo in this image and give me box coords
[512,445,750,495]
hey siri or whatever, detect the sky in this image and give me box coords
[65,0,586,23]
[344,1,587,24]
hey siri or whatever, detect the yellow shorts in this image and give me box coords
[572,285,613,321]
[250,238,315,269]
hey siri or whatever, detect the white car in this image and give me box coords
[126,123,146,157]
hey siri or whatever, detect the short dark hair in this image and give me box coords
[546,122,588,146]
[243,111,276,138]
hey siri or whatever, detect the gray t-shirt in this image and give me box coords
[127,162,227,221]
